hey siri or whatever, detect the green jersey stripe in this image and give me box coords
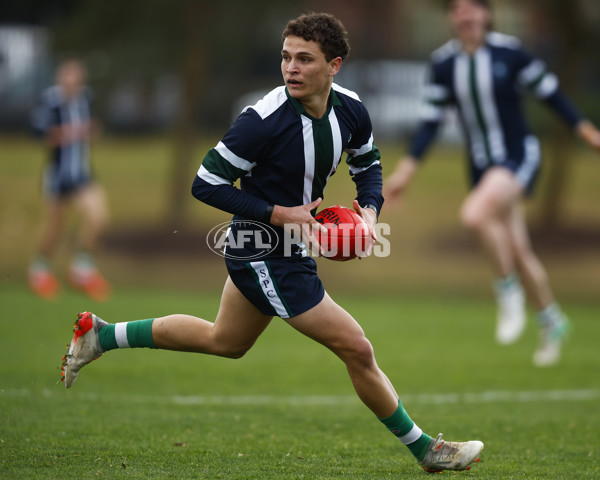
[202,148,249,184]
[215,141,256,171]
[311,117,335,202]
[469,55,493,164]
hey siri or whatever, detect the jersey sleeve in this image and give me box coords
[516,48,582,128]
[30,91,60,138]
[408,64,448,161]
[344,104,384,215]
[192,109,271,221]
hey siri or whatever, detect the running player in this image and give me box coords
[61,13,483,473]
[384,0,600,366]
[29,58,110,301]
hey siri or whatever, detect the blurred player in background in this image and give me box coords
[384,0,600,366]
[61,13,483,473]
[29,58,110,301]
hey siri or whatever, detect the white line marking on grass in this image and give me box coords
[2,388,599,406]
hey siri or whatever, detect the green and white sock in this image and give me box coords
[378,400,432,461]
[537,302,568,333]
[98,319,156,351]
[494,272,520,293]
[30,254,51,272]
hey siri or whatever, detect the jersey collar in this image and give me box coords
[285,87,342,119]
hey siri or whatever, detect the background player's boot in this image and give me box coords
[28,267,59,300]
[28,256,59,300]
[61,312,107,388]
[533,305,570,367]
[419,433,484,473]
[68,254,111,301]
[494,276,526,345]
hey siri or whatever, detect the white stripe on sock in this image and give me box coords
[115,322,130,348]
[398,424,423,445]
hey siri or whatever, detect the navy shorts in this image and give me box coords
[470,135,541,196]
[226,256,325,319]
[43,153,93,198]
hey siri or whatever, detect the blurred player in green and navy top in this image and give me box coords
[385,0,600,366]
[60,13,484,473]
[29,58,110,301]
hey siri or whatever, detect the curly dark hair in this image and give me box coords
[445,0,491,9]
[282,12,350,62]
[445,0,493,30]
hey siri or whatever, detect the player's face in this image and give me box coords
[448,0,491,45]
[57,61,87,97]
[281,36,341,115]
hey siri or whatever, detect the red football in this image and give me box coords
[314,205,369,261]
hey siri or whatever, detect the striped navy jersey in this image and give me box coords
[31,85,92,194]
[192,84,383,258]
[410,32,582,168]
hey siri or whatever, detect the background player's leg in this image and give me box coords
[28,198,68,299]
[37,198,68,258]
[459,167,523,277]
[69,183,111,300]
[459,167,527,344]
[505,203,553,310]
[505,204,570,365]
[73,183,110,253]
[152,276,273,357]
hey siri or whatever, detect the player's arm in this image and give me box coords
[192,109,324,230]
[384,66,448,207]
[192,145,272,222]
[576,120,600,152]
[31,96,61,146]
[192,107,279,222]
[517,51,600,151]
[344,104,384,255]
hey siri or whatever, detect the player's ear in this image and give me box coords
[329,57,342,76]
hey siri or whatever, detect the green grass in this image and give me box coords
[1,285,599,479]
[1,134,599,478]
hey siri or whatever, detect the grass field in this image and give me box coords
[1,284,599,479]
[1,135,599,478]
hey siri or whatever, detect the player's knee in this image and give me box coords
[343,335,376,370]
[215,342,253,359]
[89,206,110,232]
[460,202,484,232]
[222,349,247,359]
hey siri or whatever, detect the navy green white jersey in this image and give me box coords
[410,32,582,190]
[31,86,93,197]
[192,84,383,259]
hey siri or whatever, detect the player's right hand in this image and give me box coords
[270,198,327,256]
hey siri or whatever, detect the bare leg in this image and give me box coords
[460,168,528,343]
[285,292,399,418]
[73,183,110,252]
[459,167,524,277]
[505,204,554,310]
[37,198,69,257]
[152,277,273,357]
[461,167,522,277]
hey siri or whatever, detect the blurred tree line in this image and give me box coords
[3,0,600,229]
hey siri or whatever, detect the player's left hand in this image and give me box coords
[352,200,377,258]
[577,120,600,152]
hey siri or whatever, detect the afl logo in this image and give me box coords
[206,220,279,260]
